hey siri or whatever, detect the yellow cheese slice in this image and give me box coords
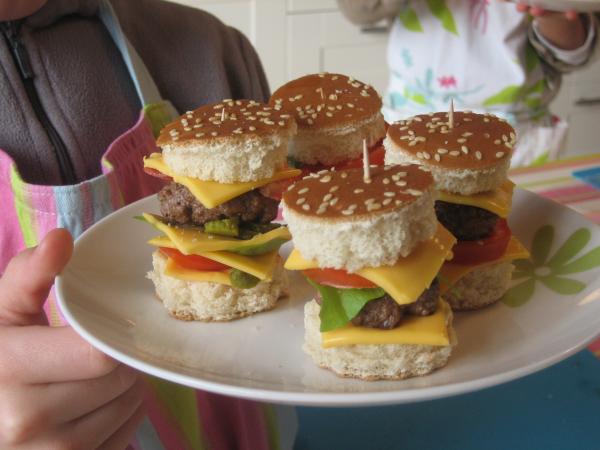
[438,180,515,218]
[165,258,233,285]
[285,224,456,305]
[321,299,451,348]
[142,213,291,254]
[144,153,301,208]
[150,236,279,281]
[439,236,530,293]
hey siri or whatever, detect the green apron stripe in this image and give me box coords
[10,165,39,248]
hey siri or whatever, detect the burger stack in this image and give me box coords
[282,163,457,380]
[385,110,529,310]
[140,99,301,321]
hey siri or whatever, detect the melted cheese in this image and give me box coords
[285,224,456,305]
[321,299,451,348]
[439,236,530,293]
[142,213,291,254]
[144,153,301,208]
[150,236,279,280]
[165,258,233,285]
[438,180,515,218]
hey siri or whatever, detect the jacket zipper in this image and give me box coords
[1,21,77,185]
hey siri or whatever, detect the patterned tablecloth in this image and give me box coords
[509,153,600,357]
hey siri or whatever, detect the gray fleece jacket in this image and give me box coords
[0,0,269,185]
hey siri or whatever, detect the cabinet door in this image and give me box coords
[287,12,390,94]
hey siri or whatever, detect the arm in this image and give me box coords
[513,3,598,72]
[337,0,404,26]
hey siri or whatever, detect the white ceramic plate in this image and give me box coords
[509,0,600,11]
[56,190,600,407]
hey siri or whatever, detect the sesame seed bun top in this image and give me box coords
[386,111,515,170]
[269,73,382,130]
[156,99,296,147]
[282,164,433,219]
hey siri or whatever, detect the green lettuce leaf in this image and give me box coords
[306,279,385,332]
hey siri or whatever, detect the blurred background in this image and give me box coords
[168,0,600,157]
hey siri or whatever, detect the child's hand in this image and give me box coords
[0,229,145,449]
[514,2,579,20]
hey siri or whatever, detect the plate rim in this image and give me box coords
[55,190,600,407]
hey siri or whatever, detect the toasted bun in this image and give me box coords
[303,300,455,380]
[157,99,297,183]
[148,251,288,321]
[282,165,437,272]
[270,73,385,165]
[385,112,515,195]
[443,261,514,311]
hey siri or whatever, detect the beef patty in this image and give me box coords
[158,183,278,227]
[351,279,440,329]
[435,201,498,241]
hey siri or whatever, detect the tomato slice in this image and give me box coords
[450,219,512,265]
[144,167,172,182]
[160,247,229,271]
[303,268,378,289]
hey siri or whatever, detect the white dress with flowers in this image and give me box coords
[384,0,596,166]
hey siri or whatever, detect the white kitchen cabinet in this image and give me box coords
[166,0,388,94]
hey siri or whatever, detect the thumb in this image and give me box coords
[0,228,73,326]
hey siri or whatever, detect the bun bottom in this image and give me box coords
[303,300,455,381]
[443,261,514,311]
[147,251,288,321]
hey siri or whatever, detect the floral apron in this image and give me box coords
[0,1,291,448]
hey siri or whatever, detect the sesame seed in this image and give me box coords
[502,134,508,142]
[462,132,473,137]
[323,193,333,202]
[434,154,441,162]
[496,151,505,158]
[409,141,418,147]
[211,132,218,136]
[461,146,469,154]
[354,188,364,194]
[457,138,467,144]
[320,175,332,183]
[484,133,491,138]
[316,206,327,215]
[449,150,460,156]
[341,209,354,216]
[422,152,431,159]
[296,198,306,205]
[307,119,314,125]
[384,192,395,197]
[184,127,191,131]
[406,189,423,196]
[395,200,402,205]
[367,203,382,211]
[341,173,348,178]
[278,121,285,126]
[505,142,513,149]
[347,103,355,108]
[330,198,339,205]
[494,139,501,145]
[383,198,393,206]
[395,180,407,186]
[383,178,390,184]
[302,204,310,211]
[484,118,490,122]
[325,112,333,117]
[298,187,309,194]
[195,132,204,137]
[475,151,482,160]
[437,148,448,154]
[249,126,256,131]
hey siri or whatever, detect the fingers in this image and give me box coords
[513,2,579,20]
[0,365,140,444]
[8,379,146,449]
[0,325,118,384]
[65,378,145,450]
[0,228,73,327]
[97,403,147,450]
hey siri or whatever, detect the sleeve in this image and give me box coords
[529,14,598,73]
[227,26,271,102]
[336,0,404,26]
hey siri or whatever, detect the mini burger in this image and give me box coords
[140,99,300,321]
[269,73,387,172]
[282,164,457,380]
[384,110,529,311]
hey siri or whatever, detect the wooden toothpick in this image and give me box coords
[221,107,226,122]
[317,87,324,100]
[363,139,371,183]
[448,98,454,129]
